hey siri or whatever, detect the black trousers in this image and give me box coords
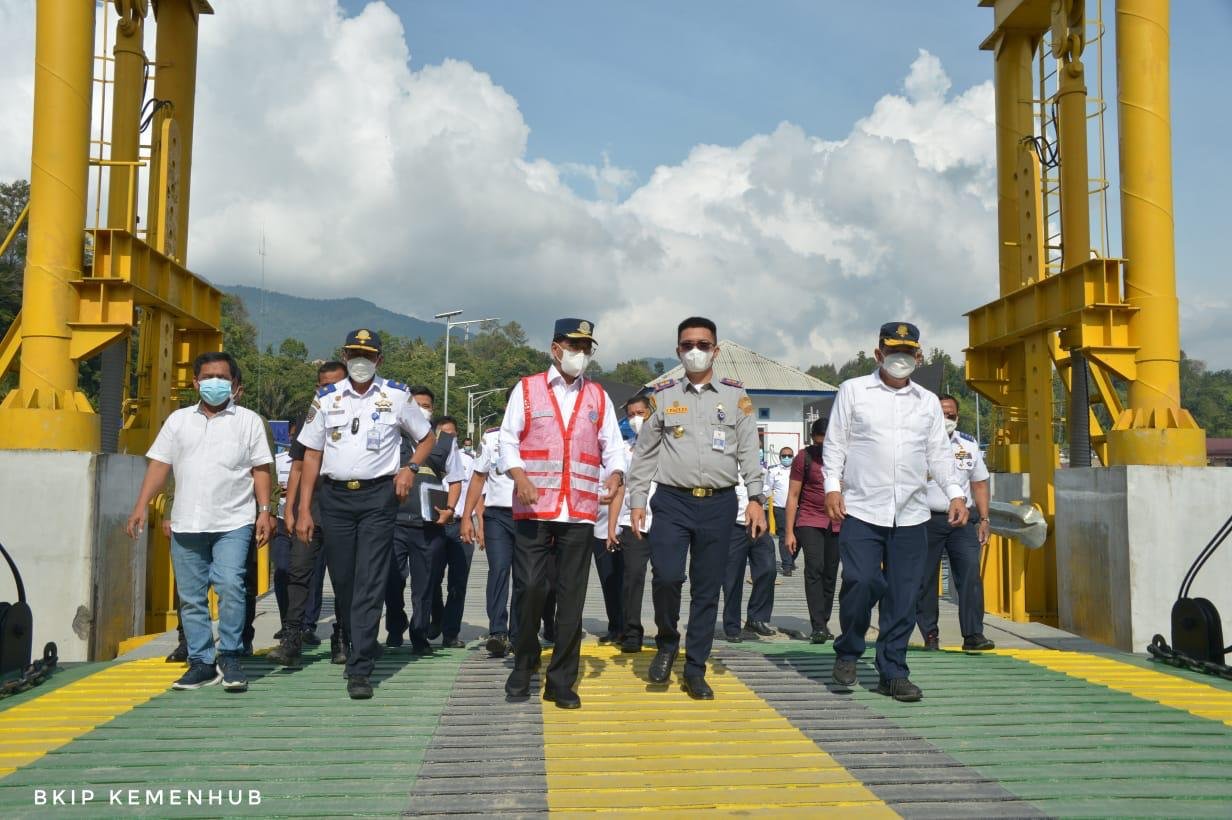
[648,487,737,678]
[798,525,841,632]
[511,519,591,694]
[916,512,985,640]
[591,538,625,636]
[282,522,326,633]
[318,479,398,677]
[722,524,775,633]
[619,526,650,641]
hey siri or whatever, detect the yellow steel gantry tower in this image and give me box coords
[969,0,1205,623]
[0,0,221,633]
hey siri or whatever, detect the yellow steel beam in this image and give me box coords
[0,0,99,451]
[1107,0,1205,465]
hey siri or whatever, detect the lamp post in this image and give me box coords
[432,310,498,414]
[466,386,506,437]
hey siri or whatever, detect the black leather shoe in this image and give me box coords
[485,634,510,657]
[744,621,776,637]
[426,621,443,641]
[411,641,434,656]
[330,628,349,665]
[597,631,621,645]
[385,632,404,648]
[267,632,302,667]
[832,657,857,687]
[346,675,373,699]
[682,675,714,700]
[505,668,532,698]
[723,631,743,643]
[809,628,834,644]
[648,649,677,684]
[544,686,581,709]
[620,634,642,653]
[963,634,996,651]
[442,637,465,649]
[301,628,322,647]
[877,677,923,702]
[782,568,794,577]
[923,632,940,651]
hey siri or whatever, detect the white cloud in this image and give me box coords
[9,2,1218,371]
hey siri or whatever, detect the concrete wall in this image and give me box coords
[0,451,147,662]
[750,395,809,460]
[1056,466,1232,652]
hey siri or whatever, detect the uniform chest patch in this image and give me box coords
[665,403,688,416]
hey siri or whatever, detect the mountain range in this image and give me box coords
[220,285,445,358]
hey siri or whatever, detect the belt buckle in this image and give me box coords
[346,479,361,491]
[691,487,708,498]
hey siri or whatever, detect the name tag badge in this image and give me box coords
[366,427,382,451]
[531,410,555,419]
[711,428,726,452]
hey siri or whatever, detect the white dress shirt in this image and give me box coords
[274,450,293,518]
[764,464,792,508]
[454,449,476,517]
[498,366,627,523]
[147,401,274,533]
[473,429,514,509]
[822,369,962,528]
[925,431,990,512]
[298,375,431,481]
[594,439,653,538]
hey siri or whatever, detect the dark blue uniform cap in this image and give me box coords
[553,318,598,346]
[879,321,920,349]
[344,328,382,353]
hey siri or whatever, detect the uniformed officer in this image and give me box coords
[915,394,994,651]
[627,316,766,700]
[500,318,626,710]
[764,446,796,576]
[295,329,436,700]
[823,322,964,702]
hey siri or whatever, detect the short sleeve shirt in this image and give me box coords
[297,376,431,480]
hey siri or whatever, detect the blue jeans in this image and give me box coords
[171,525,253,665]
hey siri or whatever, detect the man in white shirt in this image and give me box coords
[499,318,626,709]
[915,394,994,652]
[822,322,966,702]
[127,352,274,693]
[765,446,795,575]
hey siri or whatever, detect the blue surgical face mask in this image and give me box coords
[779,456,792,468]
[198,377,233,406]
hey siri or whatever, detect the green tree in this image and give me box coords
[0,179,30,342]
[278,337,308,362]
[609,358,656,387]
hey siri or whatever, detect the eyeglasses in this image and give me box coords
[678,341,715,352]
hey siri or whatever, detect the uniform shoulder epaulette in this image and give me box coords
[652,379,677,393]
[484,426,500,434]
[720,377,744,389]
[957,431,977,443]
[383,379,409,392]
[315,383,337,398]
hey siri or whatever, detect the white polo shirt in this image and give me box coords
[473,429,514,509]
[147,401,274,533]
[822,369,962,528]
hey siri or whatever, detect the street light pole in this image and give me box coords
[433,310,463,415]
[466,386,505,437]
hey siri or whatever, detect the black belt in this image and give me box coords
[324,475,394,491]
[931,508,980,522]
[661,485,735,498]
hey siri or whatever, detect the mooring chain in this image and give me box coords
[1148,634,1232,682]
[0,643,58,699]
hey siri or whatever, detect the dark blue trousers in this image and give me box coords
[722,525,776,633]
[774,506,795,571]
[592,538,625,636]
[833,515,928,681]
[429,521,473,641]
[482,506,518,638]
[916,512,985,640]
[648,487,737,678]
[271,519,293,625]
[386,522,446,649]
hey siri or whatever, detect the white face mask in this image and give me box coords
[557,347,591,378]
[629,415,644,434]
[944,418,958,437]
[680,347,713,374]
[346,357,377,383]
[881,351,917,380]
[418,404,433,422]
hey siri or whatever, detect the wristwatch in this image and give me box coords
[257,504,272,514]
[750,494,767,507]
[403,463,420,473]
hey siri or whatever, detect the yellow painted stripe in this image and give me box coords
[541,642,896,816]
[994,648,1232,725]
[0,659,181,774]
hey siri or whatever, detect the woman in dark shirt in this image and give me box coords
[784,418,841,643]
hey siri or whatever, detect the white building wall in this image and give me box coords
[748,394,811,461]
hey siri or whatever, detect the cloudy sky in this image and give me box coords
[1,1,1229,369]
